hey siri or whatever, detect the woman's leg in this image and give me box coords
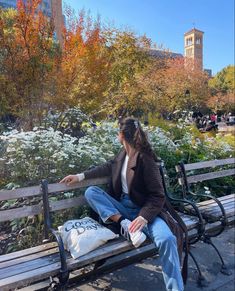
[84,186,138,223]
[147,216,184,291]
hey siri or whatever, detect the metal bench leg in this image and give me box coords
[203,237,232,275]
[48,275,68,290]
[188,250,208,287]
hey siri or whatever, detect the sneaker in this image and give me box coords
[120,219,146,248]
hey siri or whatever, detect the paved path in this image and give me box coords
[218,122,235,133]
[69,226,235,291]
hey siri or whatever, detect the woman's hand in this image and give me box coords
[59,175,79,185]
[129,216,148,233]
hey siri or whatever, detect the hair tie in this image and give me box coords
[134,120,139,129]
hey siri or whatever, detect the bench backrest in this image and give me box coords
[0,185,42,223]
[0,160,166,222]
[0,178,109,223]
[0,161,166,228]
[175,158,235,194]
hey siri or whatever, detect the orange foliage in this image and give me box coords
[143,56,210,115]
[54,9,110,113]
[0,0,58,128]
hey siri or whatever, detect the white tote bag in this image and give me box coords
[58,217,118,259]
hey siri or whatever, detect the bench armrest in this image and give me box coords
[166,192,205,238]
[45,227,69,284]
[41,179,69,285]
[188,190,227,227]
[188,191,227,222]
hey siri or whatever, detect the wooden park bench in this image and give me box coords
[175,157,235,277]
[0,164,203,291]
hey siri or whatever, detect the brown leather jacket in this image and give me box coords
[84,149,188,282]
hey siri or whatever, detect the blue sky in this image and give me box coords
[63,0,234,75]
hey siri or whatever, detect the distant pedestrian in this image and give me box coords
[210,113,216,125]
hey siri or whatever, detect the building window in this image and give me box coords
[186,37,193,46]
[196,37,201,45]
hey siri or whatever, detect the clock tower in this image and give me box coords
[184,28,204,70]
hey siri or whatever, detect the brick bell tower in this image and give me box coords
[184,28,204,70]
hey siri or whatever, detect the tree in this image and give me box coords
[138,57,210,117]
[53,8,111,116]
[208,66,235,113]
[0,0,60,129]
[102,29,152,117]
[209,65,235,94]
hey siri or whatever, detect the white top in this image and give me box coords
[76,173,85,181]
[121,154,129,194]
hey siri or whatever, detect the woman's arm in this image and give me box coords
[83,161,112,179]
[60,160,112,185]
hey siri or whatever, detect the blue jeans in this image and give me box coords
[85,186,184,291]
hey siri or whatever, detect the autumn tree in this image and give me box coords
[101,29,152,117]
[141,57,210,117]
[0,0,60,129]
[53,8,111,116]
[208,65,235,113]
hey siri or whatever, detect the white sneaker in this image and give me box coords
[120,219,146,248]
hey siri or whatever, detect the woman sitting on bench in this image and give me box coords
[61,117,187,291]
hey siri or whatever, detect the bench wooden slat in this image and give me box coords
[0,259,60,290]
[184,196,235,219]
[0,251,61,279]
[50,196,87,212]
[194,194,235,207]
[0,246,59,269]
[1,238,132,279]
[204,205,235,217]
[187,169,235,184]
[0,186,41,202]
[0,177,110,202]
[203,210,234,220]
[197,201,234,212]
[199,203,235,214]
[197,202,235,215]
[47,177,110,194]
[0,242,57,263]
[0,203,43,222]
[0,238,133,290]
[0,238,131,279]
[195,195,235,210]
[186,201,234,212]
[182,158,235,171]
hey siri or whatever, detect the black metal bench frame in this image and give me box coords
[175,158,235,280]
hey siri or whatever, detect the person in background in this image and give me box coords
[210,113,216,125]
[60,117,188,291]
